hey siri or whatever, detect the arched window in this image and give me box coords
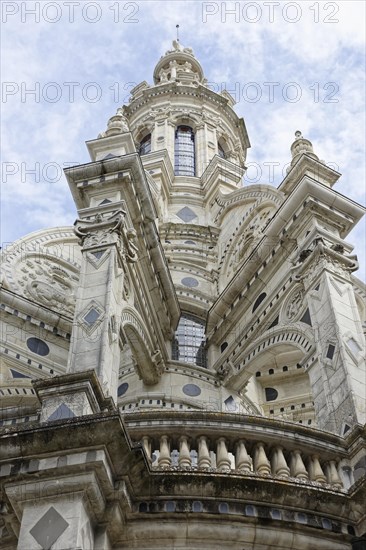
[172,313,206,367]
[139,134,151,156]
[174,125,195,176]
[218,143,226,159]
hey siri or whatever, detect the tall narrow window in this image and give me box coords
[139,134,151,156]
[172,313,207,367]
[175,125,195,176]
[218,143,226,159]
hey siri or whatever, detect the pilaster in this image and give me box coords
[67,205,137,402]
[299,242,365,433]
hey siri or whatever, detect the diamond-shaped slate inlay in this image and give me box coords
[176,206,197,223]
[86,248,109,269]
[91,250,105,260]
[103,153,116,159]
[48,403,76,421]
[84,307,101,326]
[30,507,69,550]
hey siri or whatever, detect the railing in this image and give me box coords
[125,411,349,491]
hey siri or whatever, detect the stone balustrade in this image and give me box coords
[125,411,350,491]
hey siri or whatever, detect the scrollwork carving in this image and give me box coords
[74,210,139,263]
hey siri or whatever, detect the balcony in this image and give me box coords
[125,410,356,492]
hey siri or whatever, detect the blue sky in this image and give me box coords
[1,0,365,280]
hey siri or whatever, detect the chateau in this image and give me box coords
[1,41,365,549]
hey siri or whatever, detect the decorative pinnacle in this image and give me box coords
[176,24,180,42]
[295,130,302,139]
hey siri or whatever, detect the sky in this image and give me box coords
[1,0,365,280]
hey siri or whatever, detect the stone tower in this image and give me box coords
[1,41,365,549]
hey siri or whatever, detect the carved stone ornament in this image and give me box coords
[151,349,165,377]
[74,210,138,263]
[217,364,231,381]
[285,289,304,321]
[19,259,77,316]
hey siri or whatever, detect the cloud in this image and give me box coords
[1,0,364,279]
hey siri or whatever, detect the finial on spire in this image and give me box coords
[176,24,180,42]
[289,130,319,168]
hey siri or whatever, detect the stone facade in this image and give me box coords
[1,41,365,549]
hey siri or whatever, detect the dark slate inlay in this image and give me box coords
[100,198,112,204]
[182,384,201,397]
[176,206,197,223]
[252,292,266,312]
[118,382,129,397]
[30,507,69,550]
[27,337,50,357]
[48,403,76,421]
[326,344,335,360]
[300,308,312,326]
[91,250,106,260]
[84,308,100,325]
[181,277,199,288]
[10,369,30,379]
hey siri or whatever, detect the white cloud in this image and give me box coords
[1,0,364,278]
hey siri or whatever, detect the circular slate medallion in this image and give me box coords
[182,383,201,397]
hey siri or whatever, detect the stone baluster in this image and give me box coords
[254,443,271,475]
[158,435,171,468]
[290,450,309,480]
[141,436,151,462]
[216,437,231,471]
[178,435,192,468]
[198,436,211,469]
[235,440,252,472]
[309,454,327,483]
[271,446,290,478]
[325,460,343,488]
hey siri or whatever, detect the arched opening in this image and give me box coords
[174,125,195,176]
[220,342,228,353]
